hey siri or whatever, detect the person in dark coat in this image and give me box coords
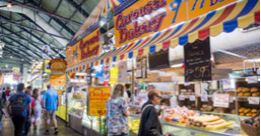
[138,90,163,136]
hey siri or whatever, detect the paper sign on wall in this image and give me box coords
[213,94,229,108]
[118,61,127,83]
[201,95,208,102]
[189,95,195,101]
[246,76,259,84]
[179,95,185,100]
[248,97,260,105]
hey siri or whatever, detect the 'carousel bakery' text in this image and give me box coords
[79,31,100,59]
[115,0,166,44]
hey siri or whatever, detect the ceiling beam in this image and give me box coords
[64,0,89,18]
[0,19,69,40]
[1,0,82,25]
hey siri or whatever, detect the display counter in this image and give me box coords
[81,109,106,136]
[67,92,86,134]
[128,112,249,136]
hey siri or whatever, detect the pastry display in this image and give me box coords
[237,87,259,97]
[239,107,259,117]
[180,89,195,95]
[164,107,197,123]
[187,115,233,130]
[200,104,213,112]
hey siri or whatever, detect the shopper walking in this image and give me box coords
[6,83,31,136]
[42,84,59,135]
[106,84,129,136]
[23,86,34,136]
[138,90,163,136]
[31,88,42,130]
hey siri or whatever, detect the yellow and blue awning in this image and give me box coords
[67,0,260,73]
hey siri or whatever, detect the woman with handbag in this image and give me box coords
[106,84,129,136]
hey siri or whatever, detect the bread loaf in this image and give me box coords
[244,109,251,113]
[251,87,259,93]
[236,87,244,93]
[238,93,243,96]
[252,92,260,96]
[243,92,251,96]
[242,88,250,93]
[251,109,258,113]
[240,113,245,116]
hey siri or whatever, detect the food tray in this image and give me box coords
[186,122,233,131]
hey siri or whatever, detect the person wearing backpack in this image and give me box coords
[6,83,31,136]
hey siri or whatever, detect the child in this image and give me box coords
[31,89,42,130]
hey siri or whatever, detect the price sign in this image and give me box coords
[189,95,195,101]
[201,95,208,102]
[184,82,191,86]
[248,97,260,105]
[213,94,230,108]
[246,76,259,84]
[179,95,185,100]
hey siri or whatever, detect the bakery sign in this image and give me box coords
[50,58,67,72]
[114,0,187,48]
[66,28,100,67]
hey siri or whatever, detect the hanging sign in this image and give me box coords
[66,28,100,67]
[44,60,51,73]
[188,0,238,19]
[184,37,212,82]
[149,49,170,70]
[49,74,66,86]
[248,97,260,105]
[110,67,118,85]
[114,0,187,48]
[118,61,128,83]
[88,87,111,116]
[213,94,230,108]
[49,58,67,72]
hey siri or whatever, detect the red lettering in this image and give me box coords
[116,14,123,30]
[119,27,128,43]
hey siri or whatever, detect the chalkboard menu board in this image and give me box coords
[149,49,170,70]
[184,37,212,82]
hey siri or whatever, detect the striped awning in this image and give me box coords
[67,0,260,73]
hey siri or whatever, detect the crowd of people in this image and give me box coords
[0,82,164,136]
[0,83,60,136]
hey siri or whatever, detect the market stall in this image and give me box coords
[48,58,68,122]
[65,0,260,136]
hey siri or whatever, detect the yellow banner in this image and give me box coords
[114,0,187,48]
[66,28,100,67]
[44,60,51,73]
[188,0,238,19]
[88,87,111,116]
[49,74,66,86]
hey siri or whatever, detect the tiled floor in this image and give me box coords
[0,117,83,136]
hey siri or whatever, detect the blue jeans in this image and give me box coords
[111,134,129,136]
[0,121,2,131]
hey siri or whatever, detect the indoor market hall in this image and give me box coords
[0,0,260,136]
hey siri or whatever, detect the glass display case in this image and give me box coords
[81,110,106,136]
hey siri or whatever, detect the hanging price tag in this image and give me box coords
[246,76,258,84]
[213,94,230,108]
[248,97,260,105]
[179,95,185,100]
[201,95,208,102]
[189,95,195,101]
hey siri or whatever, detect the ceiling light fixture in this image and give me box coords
[7,2,12,8]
